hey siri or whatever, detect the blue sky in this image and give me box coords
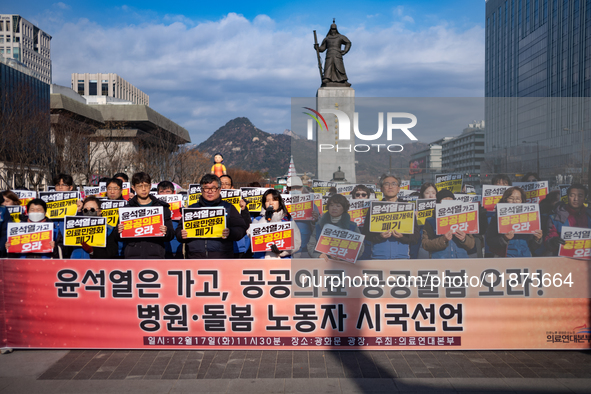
[4,0,486,144]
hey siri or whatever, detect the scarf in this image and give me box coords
[565,205,589,228]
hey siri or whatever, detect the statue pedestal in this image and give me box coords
[316,86,356,183]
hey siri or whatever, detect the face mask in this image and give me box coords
[28,212,45,222]
[290,190,302,195]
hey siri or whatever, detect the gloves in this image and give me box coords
[81,240,94,255]
[548,237,566,250]
[270,244,281,255]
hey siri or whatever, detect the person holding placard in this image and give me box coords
[177,174,248,259]
[6,198,58,259]
[67,196,119,259]
[249,189,300,259]
[220,175,252,258]
[410,182,438,259]
[118,172,175,259]
[307,194,363,261]
[485,187,543,257]
[546,184,591,255]
[362,174,419,260]
[1,191,21,207]
[421,190,475,259]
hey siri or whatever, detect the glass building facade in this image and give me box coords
[485,0,591,184]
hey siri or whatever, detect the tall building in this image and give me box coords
[485,0,590,183]
[71,73,149,106]
[0,15,52,84]
[441,121,486,178]
[409,137,453,184]
[0,54,50,189]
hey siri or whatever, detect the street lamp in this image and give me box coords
[521,140,540,176]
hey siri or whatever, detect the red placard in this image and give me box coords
[7,222,53,254]
[435,202,479,235]
[496,203,541,234]
[250,221,293,253]
[482,185,509,211]
[119,207,164,238]
[314,224,365,263]
[122,182,131,201]
[559,226,591,260]
[348,199,371,227]
[513,181,549,204]
[154,194,183,221]
[283,194,314,221]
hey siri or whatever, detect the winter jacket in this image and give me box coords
[361,199,420,260]
[422,217,475,259]
[545,203,591,255]
[123,195,175,259]
[177,196,248,259]
[249,210,301,259]
[307,212,363,259]
[485,212,542,257]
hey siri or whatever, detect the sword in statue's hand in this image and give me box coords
[313,30,323,82]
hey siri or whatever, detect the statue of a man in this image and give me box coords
[315,21,351,87]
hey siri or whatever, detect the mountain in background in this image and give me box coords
[195,117,429,181]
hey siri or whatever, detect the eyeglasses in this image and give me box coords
[107,187,121,191]
[135,184,150,190]
[83,208,97,214]
[506,197,522,202]
[355,193,368,197]
[203,187,219,193]
[382,182,399,188]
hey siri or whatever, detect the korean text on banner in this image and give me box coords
[7,206,22,223]
[154,194,183,221]
[369,201,415,234]
[558,185,570,204]
[283,194,314,221]
[436,202,479,235]
[220,190,241,212]
[188,184,202,206]
[513,181,549,203]
[119,206,164,238]
[314,193,323,217]
[241,188,270,213]
[182,207,226,238]
[337,184,355,196]
[349,199,371,227]
[435,174,463,193]
[100,200,128,226]
[454,194,480,203]
[314,224,365,264]
[13,190,36,213]
[496,203,541,234]
[250,221,293,253]
[397,190,418,202]
[64,216,107,247]
[482,185,510,211]
[122,182,131,201]
[400,180,410,190]
[559,226,591,260]
[39,191,80,219]
[312,180,337,195]
[417,199,436,226]
[7,222,53,253]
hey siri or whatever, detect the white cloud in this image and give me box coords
[53,2,70,10]
[47,13,484,144]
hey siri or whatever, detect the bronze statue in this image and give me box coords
[314,19,351,87]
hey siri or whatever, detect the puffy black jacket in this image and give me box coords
[176,196,248,259]
[123,195,175,259]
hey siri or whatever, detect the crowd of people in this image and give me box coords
[0,170,589,261]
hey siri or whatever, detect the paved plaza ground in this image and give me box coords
[0,349,590,393]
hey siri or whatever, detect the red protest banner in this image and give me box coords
[7,222,53,254]
[1,257,590,350]
[482,185,509,211]
[314,224,365,263]
[496,203,541,234]
[513,181,549,203]
[154,194,183,221]
[348,199,371,227]
[559,226,591,260]
[119,207,164,238]
[283,194,314,220]
[122,182,131,201]
[250,221,293,253]
[435,202,479,235]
